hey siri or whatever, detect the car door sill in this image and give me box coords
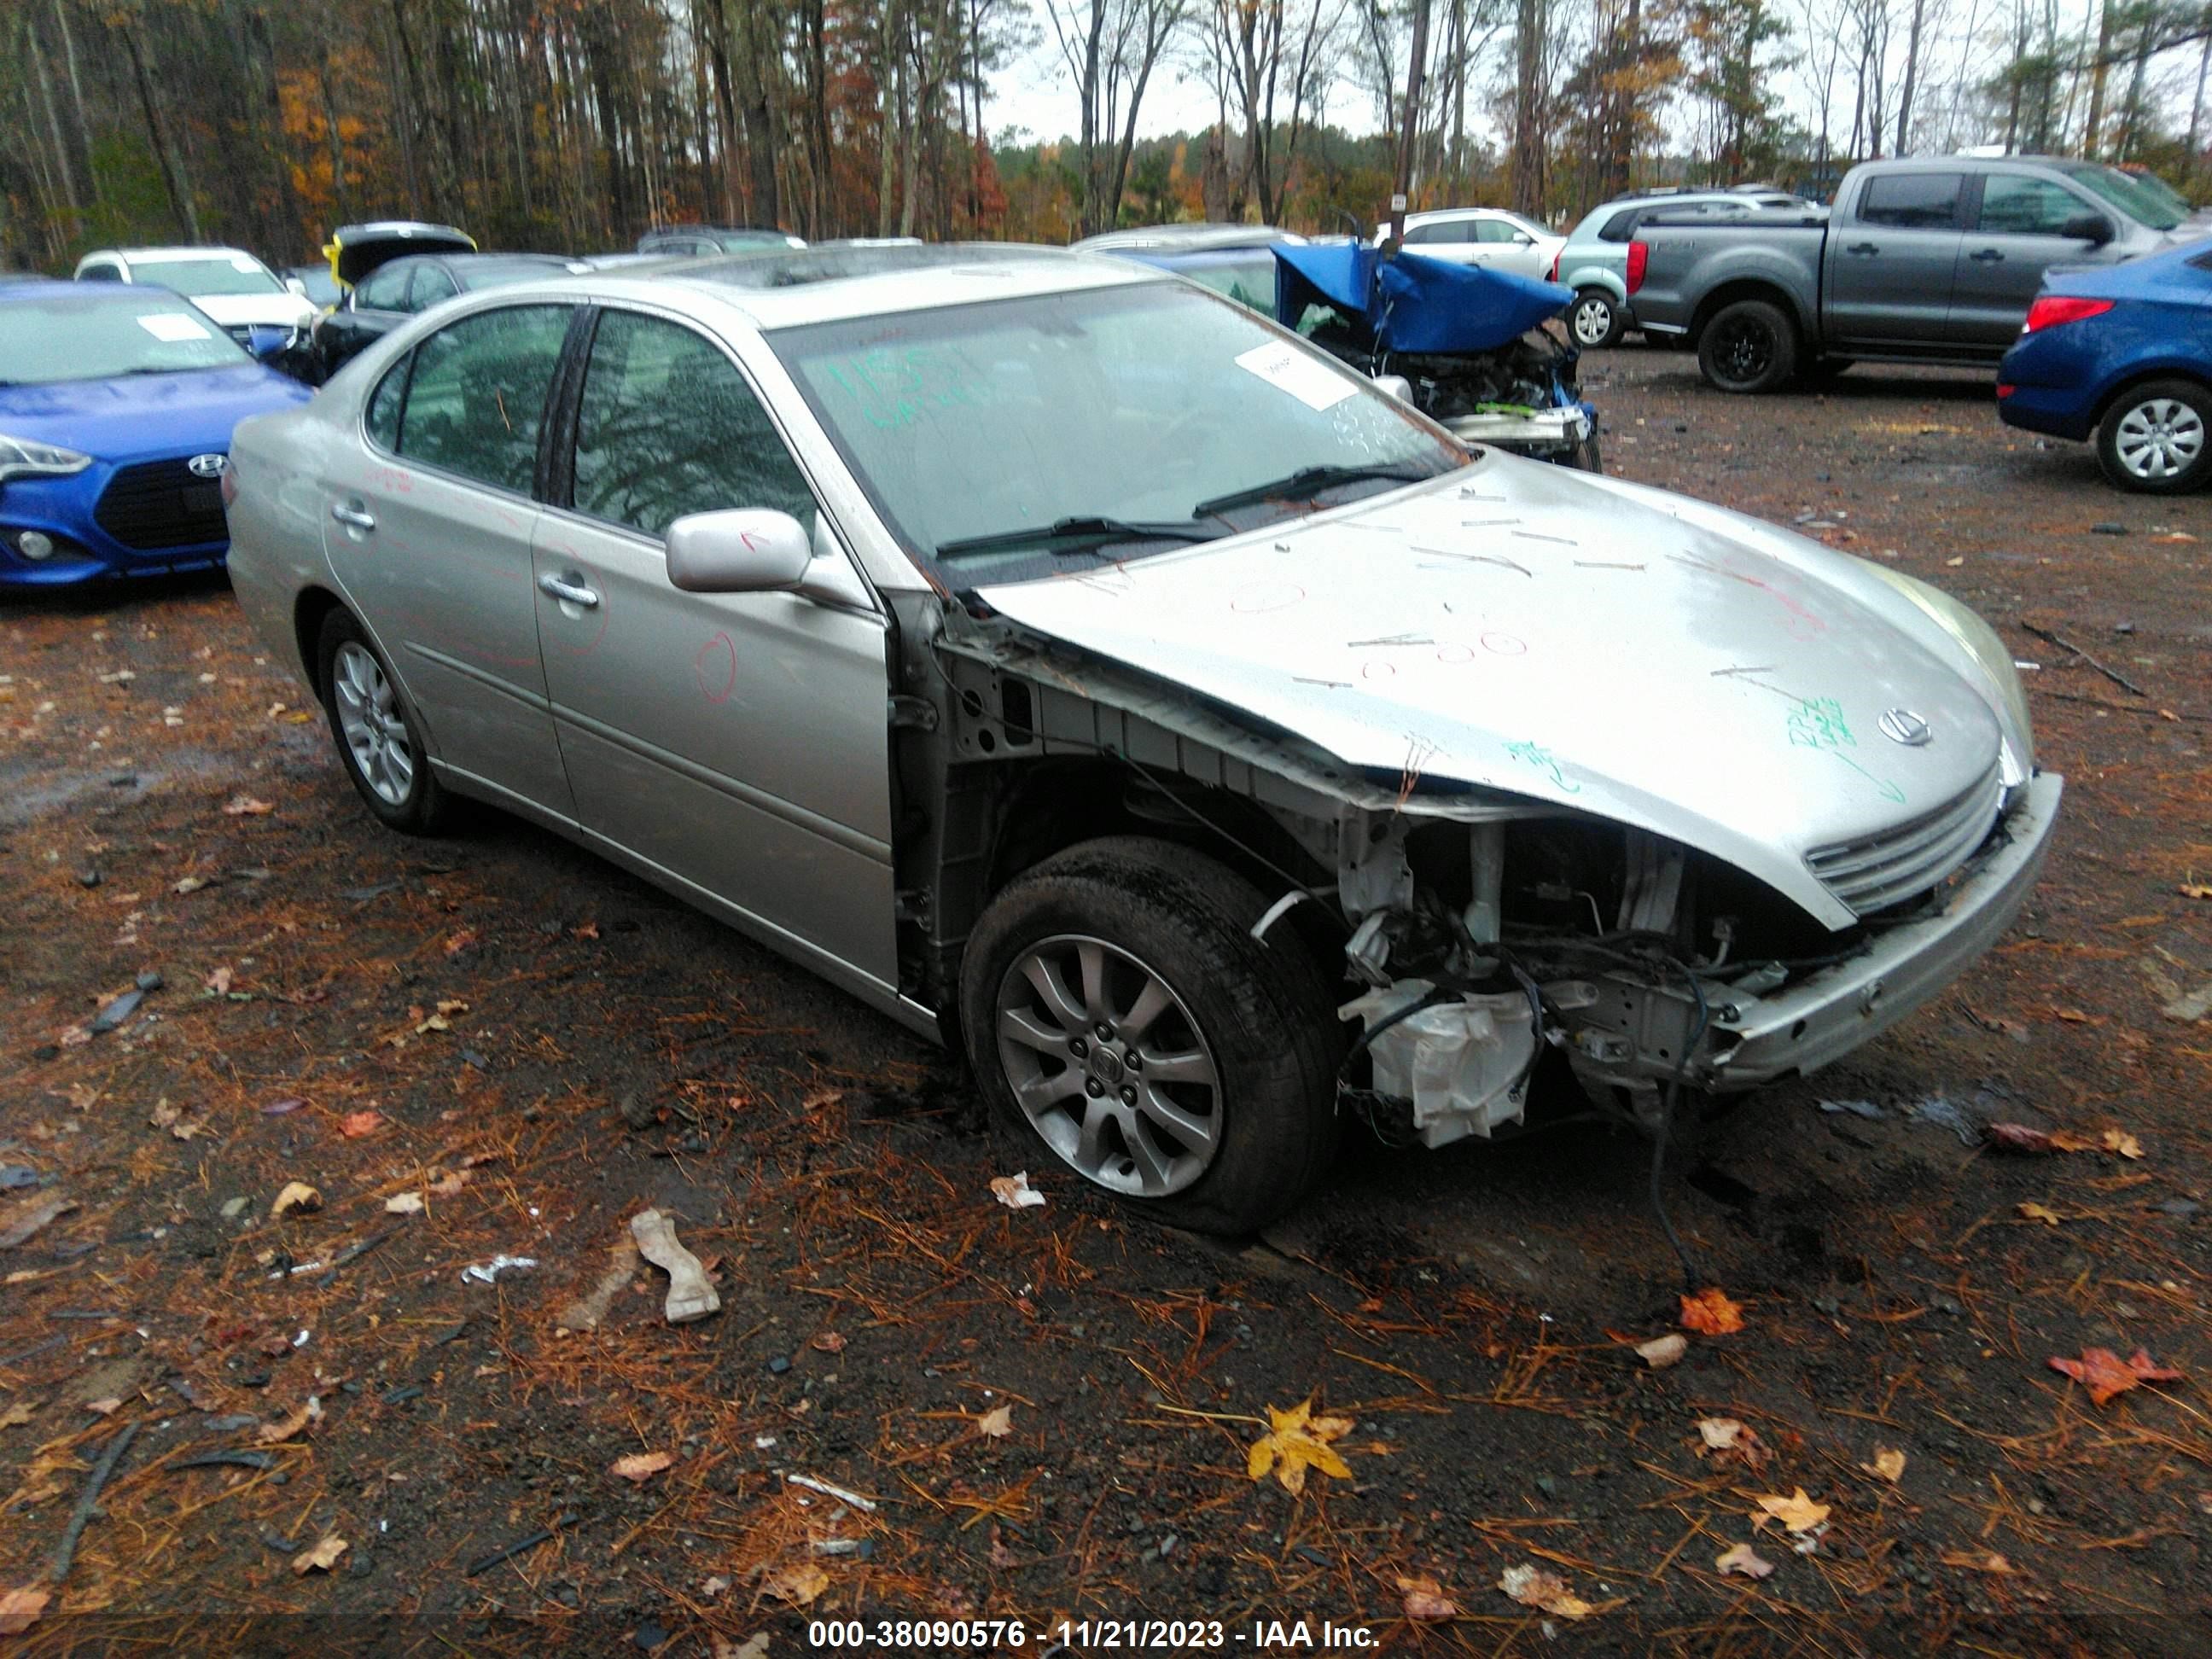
[431,758,936,1041]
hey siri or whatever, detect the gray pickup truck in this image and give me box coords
[1630,155,2184,393]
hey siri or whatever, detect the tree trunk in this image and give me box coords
[119,21,199,241]
[2082,0,2116,160]
[1895,0,1926,154]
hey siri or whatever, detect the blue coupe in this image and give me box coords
[1997,237,2212,492]
[1,281,312,585]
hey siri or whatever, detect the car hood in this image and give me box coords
[976,457,2010,929]
[0,365,312,461]
[181,292,317,329]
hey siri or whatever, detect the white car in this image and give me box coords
[73,246,316,346]
[1380,209,1565,283]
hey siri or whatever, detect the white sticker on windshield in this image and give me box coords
[1233,341,1358,412]
[137,313,212,341]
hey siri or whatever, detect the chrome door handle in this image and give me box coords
[538,573,600,608]
[1845,242,1879,255]
[1967,247,2005,262]
[329,503,375,530]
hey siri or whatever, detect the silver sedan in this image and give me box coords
[225,244,2060,1235]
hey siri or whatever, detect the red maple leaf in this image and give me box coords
[2048,1348,2185,1407]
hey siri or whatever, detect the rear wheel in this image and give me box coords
[959,837,1342,1235]
[2096,378,2212,493]
[1698,299,1797,394]
[317,608,450,834]
[1569,289,1625,349]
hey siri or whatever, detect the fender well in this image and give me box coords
[1690,279,1810,348]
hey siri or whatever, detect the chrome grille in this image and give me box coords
[1807,766,2005,916]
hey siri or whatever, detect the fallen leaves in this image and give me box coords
[1940,1548,2014,1573]
[809,1330,847,1354]
[2017,1201,2063,1226]
[989,1171,1045,1209]
[1715,1541,1774,1580]
[384,1192,425,1214]
[1694,1417,1770,1470]
[975,1404,1013,1440]
[443,928,479,957]
[337,1110,383,1139]
[1635,1334,1687,1369]
[1750,1488,1831,1534]
[0,1587,50,1636]
[0,1195,77,1249]
[1396,1574,1459,1621]
[2048,1348,2184,1408]
[762,1562,830,1605]
[1246,1399,1354,1495]
[1497,1563,1594,1619]
[1985,1121,2143,1158]
[2104,1127,2143,1160]
[292,1534,347,1575]
[271,1181,321,1218]
[1679,1287,1746,1335]
[257,1397,323,1444]
[204,964,234,994]
[1864,1447,1906,1483]
[222,795,274,817]
[611,1451,674,1482]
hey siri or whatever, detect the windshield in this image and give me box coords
[0,293,248,385]
[129,254,284,296]
[771,282,1464,585]
[2059,163,2181,231]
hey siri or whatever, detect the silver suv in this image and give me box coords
[1555,189,1808,346]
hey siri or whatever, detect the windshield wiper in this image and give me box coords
[1192,462,1435,519]
[935,515,1224,562]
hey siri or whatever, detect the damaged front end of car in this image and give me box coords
[909,603,2062,1156]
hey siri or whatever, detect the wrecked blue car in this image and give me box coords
[1273,241,1602,472]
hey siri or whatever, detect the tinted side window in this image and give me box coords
[356,265,412,311]
[410,265,458,311]
[1403,221,1458,245]
[79,264,122,282]
[1978,175,2088,236]
[1473,219,1518,243]
[1859,173,1965,230]
[572,310,816,539]
[1599,209,1640,241]
[396,305,570,495]
[365,352,410,451]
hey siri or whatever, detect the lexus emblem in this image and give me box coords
[187,453,228,480]
[1878,707,1933,747]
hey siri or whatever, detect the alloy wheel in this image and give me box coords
[331,641,415,806]
[1571,297,1613,346]
[993,934,1222,1197]
[2114,398,2204,480]
[1710,315,1775,386]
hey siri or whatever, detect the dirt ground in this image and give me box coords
[2,346,2207,1657]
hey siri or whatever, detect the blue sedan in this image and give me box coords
[1997,238,2212,492]
[0,281,312,586]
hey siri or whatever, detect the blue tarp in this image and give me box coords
[1273,241,1574,355]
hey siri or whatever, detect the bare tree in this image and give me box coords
[1041,0,1190,236]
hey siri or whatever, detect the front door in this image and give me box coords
[531,306,898,988]
[1825,171,1967,349]
[321,301,578,820]
[1952,172,2117,349]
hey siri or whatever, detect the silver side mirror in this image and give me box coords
[666,509,813,594]
[284,276,309,298]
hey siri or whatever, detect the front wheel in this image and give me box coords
[958,837,1342,1235]
[2096,378,2212,493]
[1697,299,1798,394]
[1569,289,1625,349]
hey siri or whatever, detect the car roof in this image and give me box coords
[94,246,264,263]
[3,278,195,305]
[1072,224,1298,253]
[463,242,1157,330]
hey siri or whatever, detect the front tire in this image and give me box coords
[958,837,1342,1235]
[317,608,450,834]
[1698,299,1798,394]
[1569,288,1625,350]
[2096,378,2212,493]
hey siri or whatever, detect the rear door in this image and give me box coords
[531,305,898,987]
[1825,171,1967,348]
[1951,171,2116,349]
[1402,218,1477,265]
[320,302,579,820]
